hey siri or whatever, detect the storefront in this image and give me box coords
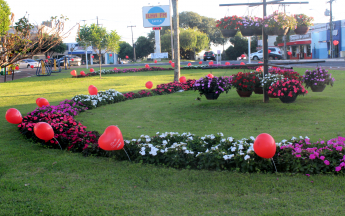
[278,33,312,59]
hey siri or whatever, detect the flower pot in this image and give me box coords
[254,28,262,36]
[236,90,253,97]
[279,95,297,103]
[264,27,289,36]
[221,29,238,38]
[268,93,279,98]
[294,25,309,35]
[310,84,326,92]
[205,92,220,100]
[240,28,254,37]
[254,87,263,94]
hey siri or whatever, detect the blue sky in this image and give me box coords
[8,0,345,46]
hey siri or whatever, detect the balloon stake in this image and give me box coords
[53,137,63,151]
[123,147,131,162]
[271,158,278,173]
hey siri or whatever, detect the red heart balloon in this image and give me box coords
[37,98,50,107]
[5,108,22,124]
[154,60,157,63]
[225,62,230,65]
[98,125,124,151]
[110,54,113,57]
[199,61,202,65]
[241,54,246,58]
[208,61,214,65]
[126,55,129,59]
[113,67,118,70]
[91,55,94,58]
[268,50,271,54]
[187,63,192,66]
[30,65,34,69]
[179,76,186,83]
[145,64,150,68]
[171,63,175,68]
[80,71,85,76]
[47,55,50,59]
[240,62,245,65]
[287,51,292,56]
[15,66,19,70]
[207,74,214,78]
[254,133,276,159]
[145,81,153,89]
[88,85,98,95]
[333,40,339,46]
[90,68,94,72]
[258,61,263,63]
[34,122,54,141]
[70,70,77,76]
[169,60,172,64]
[71,58,74,61]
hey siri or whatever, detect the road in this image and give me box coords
[1,60,345,83]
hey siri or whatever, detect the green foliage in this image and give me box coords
[225,32,257,60]
[0,0,11,36]
[118,41,133,60]
[107,30,121,53]
[135,36,154,59]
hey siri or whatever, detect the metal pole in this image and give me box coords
[127,26,137,62]
[4,67,6,82]
[172,0,180,81]
[263,0,269,102]
[329,0,333,58]
[169,0,174,60]
[248,0,251,63]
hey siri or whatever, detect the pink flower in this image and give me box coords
[336,146,343,151]
[295,154,301,158]
[324,160,330,165]
[309,154,316,160]
[306,174,310,177]
[335,166,341,172]
[320,156,325,161]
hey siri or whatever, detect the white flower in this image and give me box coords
[160,149,165,153]
[221,139,226,142]
[205,149,209,153]
[231,147,237,152]
[238,144,244,150]
[250,136,255,141]
[162,140,168,145]
[227,137,234,142]
[156,132,159,135]
[125,140,130,144]
[218,132,224,137]
[244,155,250,160]
[182,147,187,150]
[281,139,287,143]
[210,135,215,139]
[291,136,297,141]
[201,137,205,140]
[239,151,244,155]
[146,138,151,142]
[188,136,193,140]
[196,152,202,157]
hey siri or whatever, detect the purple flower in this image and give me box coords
[306,174,310,177]
[320,156,325,161]
[335,166,342,172]
[324,160,330,165]
[309,154,316,160]
[296,154,301,158]
[336,146,343,151]
[340,162,345,167]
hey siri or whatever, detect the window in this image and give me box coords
[258,50,263,53]
[306,45,311,57]
[292,46,297,57]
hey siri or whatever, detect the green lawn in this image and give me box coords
[1,67,345,215]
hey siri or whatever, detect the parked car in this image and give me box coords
[18,59,40,68]
[250,47,282,60]
[56,56,82,66]
[203,51,216,61]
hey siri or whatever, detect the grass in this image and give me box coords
[1,66,345,215]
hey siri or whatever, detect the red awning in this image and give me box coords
[277,40,311,47]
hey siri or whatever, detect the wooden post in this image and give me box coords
[263,0,269,103]
[172,0,180,81]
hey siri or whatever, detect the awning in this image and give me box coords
[277,40,311,47]
[68,51,93,54]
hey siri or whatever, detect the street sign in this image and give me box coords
[153,27,162,30]
[151,52,168,59]
[142,5,170,28]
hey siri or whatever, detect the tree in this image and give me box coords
[225,32,257,60]
[33,34,67,57]
[135,36,154,59]
[0,0,11,36]
[1,15,73,68]
[118,42,133,60]
[47,42,67,57]
[77,24,121,78]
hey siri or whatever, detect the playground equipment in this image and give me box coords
[36,59,52,76]
[48,58,61,73]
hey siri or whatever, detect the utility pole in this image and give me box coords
[172,0,180,81]
[263,0,269,102]
[328,0,335,58]
[169,0,174,60]
[283,4,287,60]
[127,25,137,62]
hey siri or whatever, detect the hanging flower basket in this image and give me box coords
[294,25,309,35]
[236,90,253,97]
[240,28,254,37]
[279,95,297,103]
[205,92,220,100]
[221,29,238,38]
[264,27,289,36]
[254,87,263,94]
[310,84,326,92]
[254,28,262,36]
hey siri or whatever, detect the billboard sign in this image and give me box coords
[151,52,168,59]
[143,5,170,28]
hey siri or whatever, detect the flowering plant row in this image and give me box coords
[268,79,308,98]
[72,89,126,109]
[193,76,231,97]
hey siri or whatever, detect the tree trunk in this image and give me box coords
[99,50,102,79]
[172,0,180,81]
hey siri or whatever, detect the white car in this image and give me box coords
[250,47,282,60]
[18,59,40,68]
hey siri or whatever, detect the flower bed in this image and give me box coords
[15,71,345,174]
